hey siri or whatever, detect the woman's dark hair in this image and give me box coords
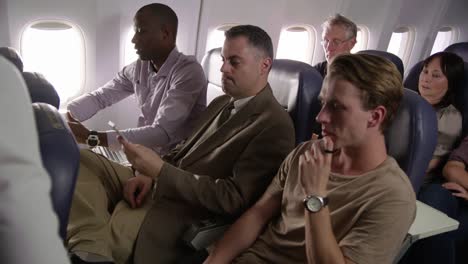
[422,51,465,109]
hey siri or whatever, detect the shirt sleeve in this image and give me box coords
[449,135,468,165]
[0,58,70,264]
[106,60,207,151]
[67,63,135,121]
[264,145,297,196]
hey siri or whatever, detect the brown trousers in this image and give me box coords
[66,149,152,264]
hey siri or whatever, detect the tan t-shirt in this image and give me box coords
[235,142,416,264]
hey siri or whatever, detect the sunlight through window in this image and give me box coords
[351,26,369,53]
[21,21,85,106]
[387,32,403,57]
[206,24,237,53]
[124,27,138,66]
[387,27,414,66]
[276,26,313,63]
[431,27,454,55]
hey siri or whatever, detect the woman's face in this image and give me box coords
[418,56,449,105]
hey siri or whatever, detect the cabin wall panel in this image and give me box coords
[0,0,11,47]
[395,0,449,69]
[196,0,409,65]
[441,0,468,43]
[197,0,353,64]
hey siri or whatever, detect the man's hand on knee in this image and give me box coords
[123,174,154,208]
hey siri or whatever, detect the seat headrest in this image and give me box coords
[357,50,404,78]
[202,47,223,87]
[444,42,468,62]
[268,59,323,144]
[385,88,438,193]
[0,46,23,72]
[269,59,320,111]
[23,72,60,108]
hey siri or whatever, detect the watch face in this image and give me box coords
[306,196,322,212]
[87,135,99,147]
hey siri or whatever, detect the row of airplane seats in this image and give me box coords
[201,46,438,193]
[0,48,80,240]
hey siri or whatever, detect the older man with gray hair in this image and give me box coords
[314,14,357,77]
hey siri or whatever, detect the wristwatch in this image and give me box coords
[86,130,100,148]
[303,195,329,213]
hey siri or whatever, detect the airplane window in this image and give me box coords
[206,24,237,53]
[276,26,314,64]
[386,27,414,66]
[124,27,138,66]
[430,27,456,55]
[21,21,85,107]
[351,26,369,53]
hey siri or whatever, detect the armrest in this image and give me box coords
[182,218,232,251]
[394,200,459,263]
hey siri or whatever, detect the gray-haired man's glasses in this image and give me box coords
[321,38,351,47]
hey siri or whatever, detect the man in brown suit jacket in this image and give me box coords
[66,24,295,264]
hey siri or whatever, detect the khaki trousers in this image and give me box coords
[66,149,152,264]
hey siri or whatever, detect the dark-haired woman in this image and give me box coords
[418,52,464,178]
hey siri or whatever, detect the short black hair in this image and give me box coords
[138,3,178,37]
[423,51,465,109]
[225,25,274,59]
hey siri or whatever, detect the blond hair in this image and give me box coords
[326,53,403,131]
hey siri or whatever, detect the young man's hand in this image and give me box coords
[299,136,334,196]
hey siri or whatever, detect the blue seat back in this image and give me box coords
[357,50,404,78]
[0,46,23,72]
[32,102,80,239]
[24,72,60,108]
[268,59,323,144]
[444,42,468,62]
[385,89,438,193]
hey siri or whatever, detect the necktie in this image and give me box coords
[217,101,235,127]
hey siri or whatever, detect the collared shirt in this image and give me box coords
[68,47,207,154]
